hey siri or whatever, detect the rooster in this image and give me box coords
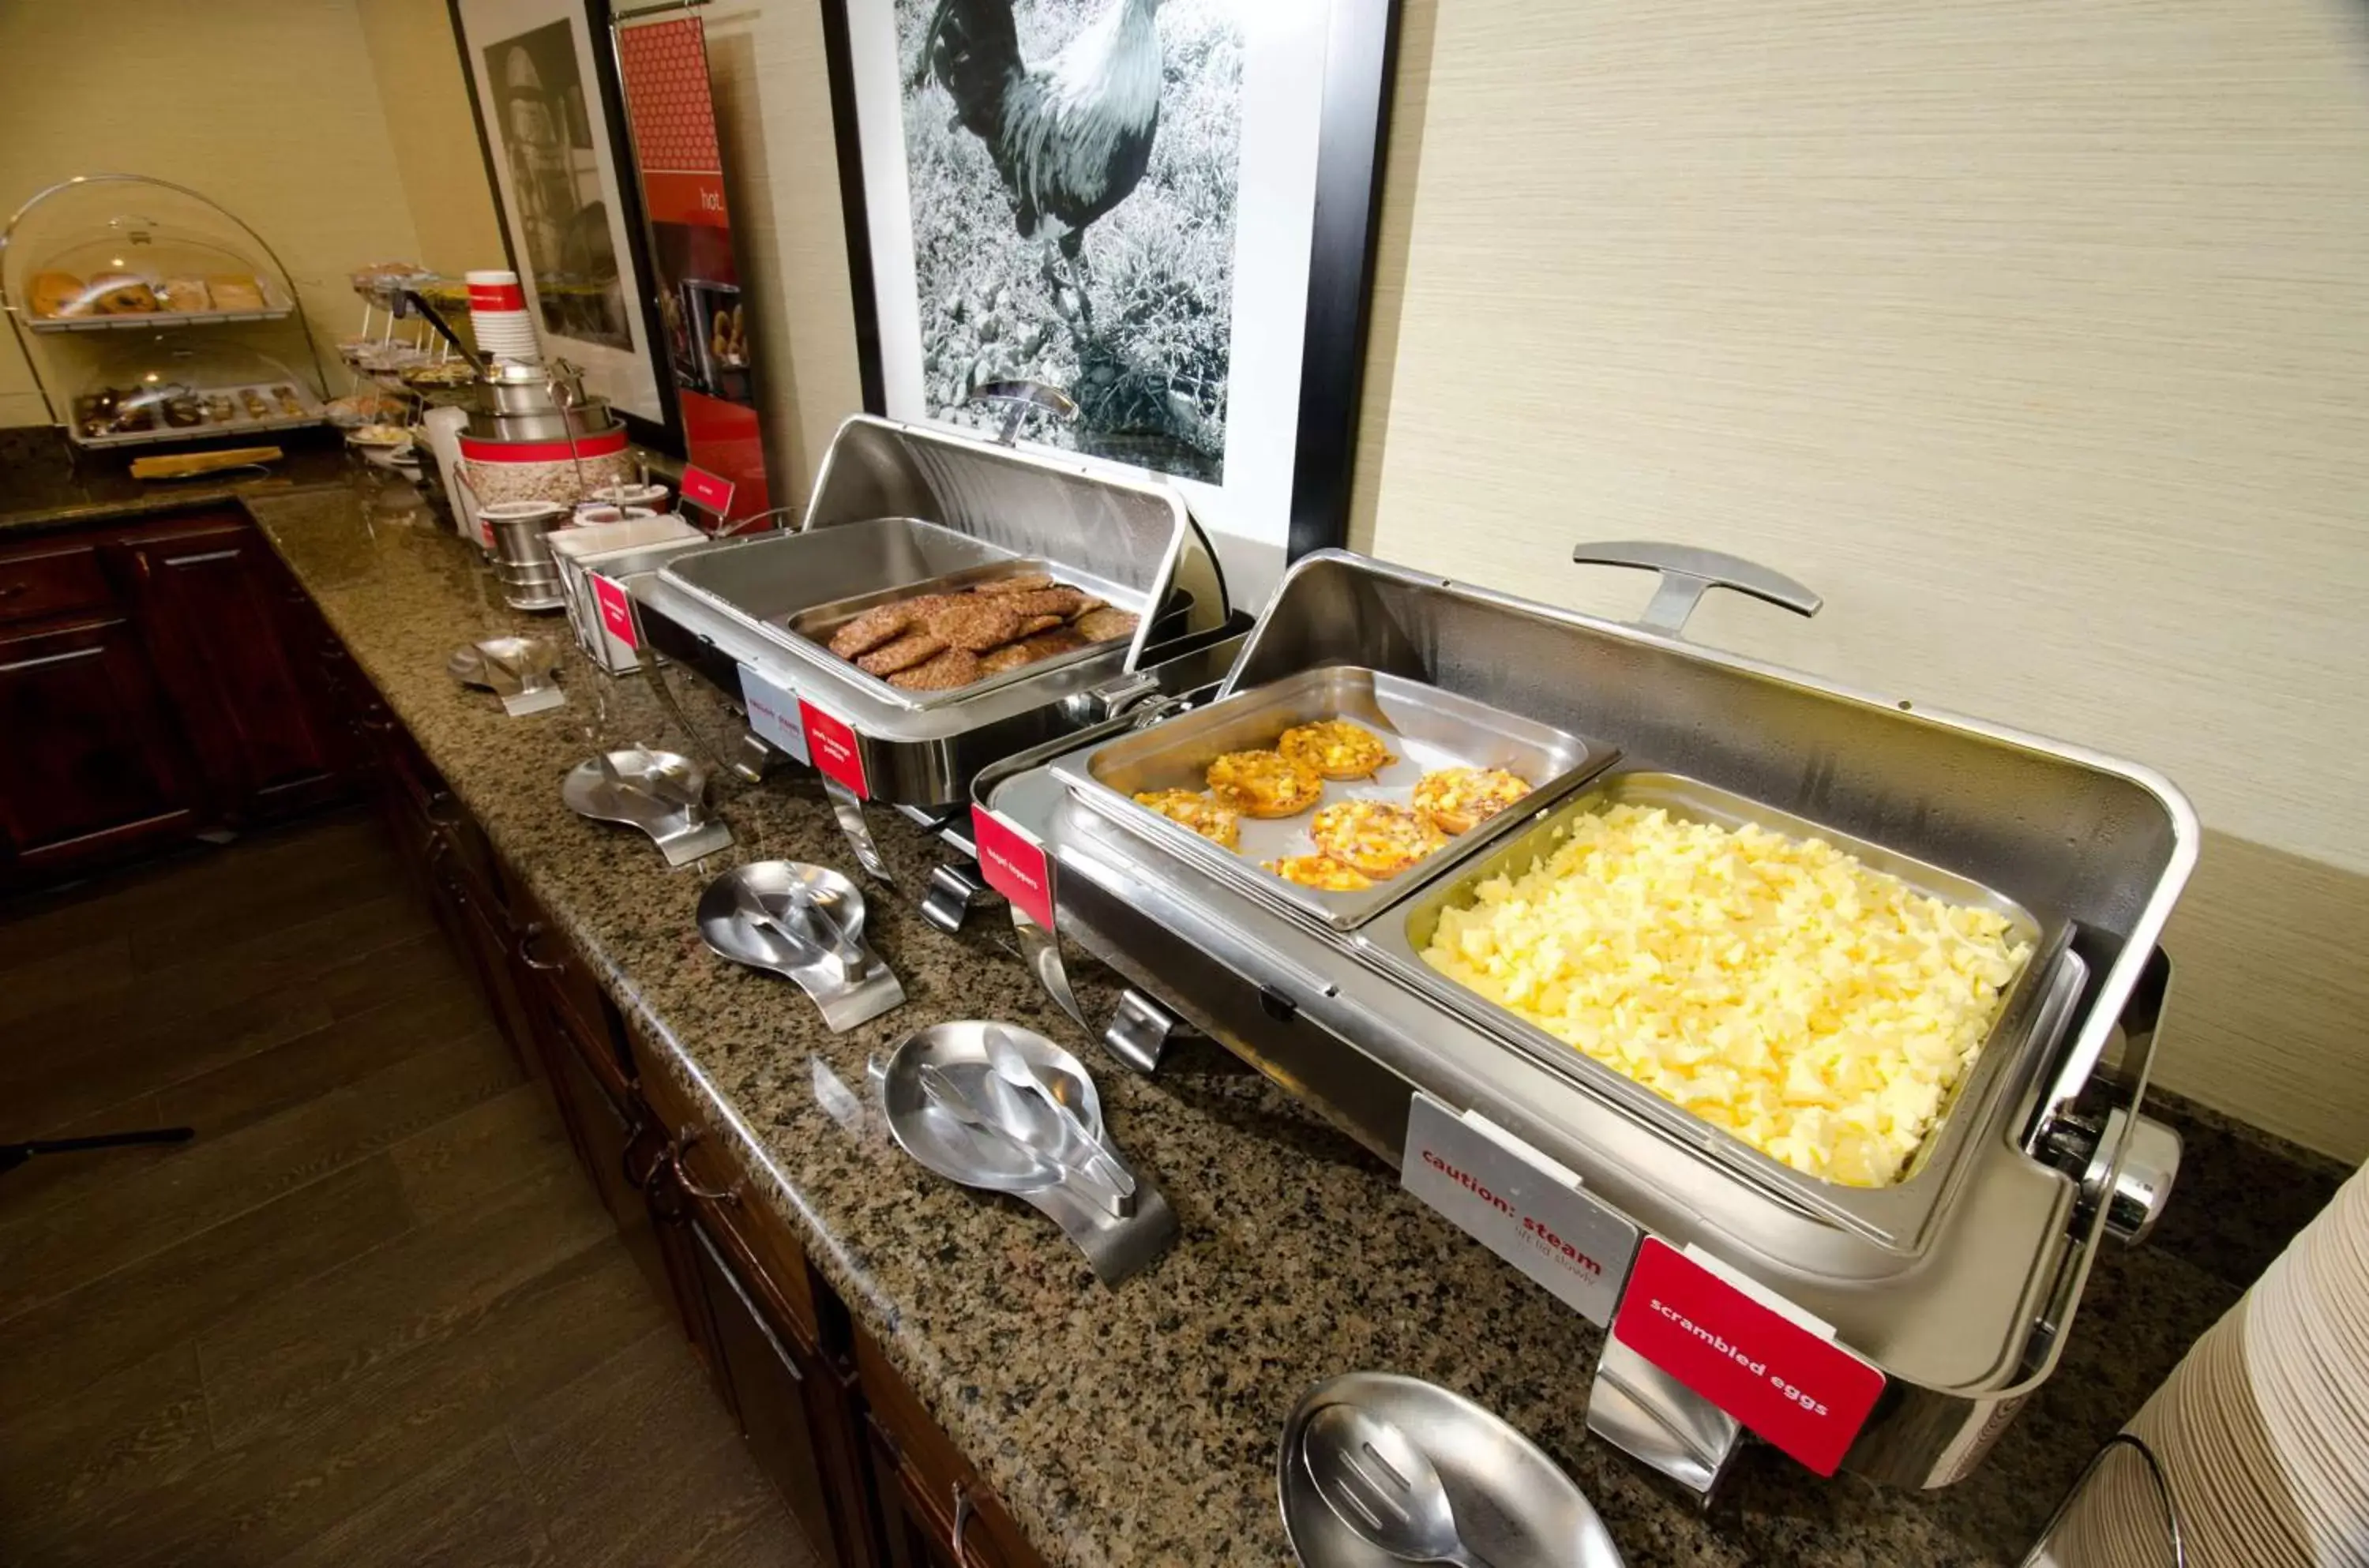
[912,0,1165,324]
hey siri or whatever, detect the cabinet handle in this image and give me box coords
[162,548,242,568]
[425,789,464,827]
[668,1129,741,1206]
[952,1482,978,1566]
[517,921,565,973]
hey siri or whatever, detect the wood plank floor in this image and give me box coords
[0,811,817,1568]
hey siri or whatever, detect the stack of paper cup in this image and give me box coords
[466,269,540,363]
[2037,1161,2369,1566]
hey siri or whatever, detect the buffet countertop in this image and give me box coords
[0,425,354,537]
[247,482,2333,1568]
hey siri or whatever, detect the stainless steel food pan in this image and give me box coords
[1364,770,2065,1252]
[1056,666,1620,931]
[783,555,1152,713]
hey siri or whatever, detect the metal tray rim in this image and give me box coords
[1360,768,2067,1245]
[783,556,1152,714]
[1054,665,1622,932]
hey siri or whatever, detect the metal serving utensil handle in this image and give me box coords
[1571,542,1823,639]
[968,378,1079,447]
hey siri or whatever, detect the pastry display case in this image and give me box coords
[0,174,327,448]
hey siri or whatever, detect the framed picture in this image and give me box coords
[449,0,681,448]
[819,0,1402,576]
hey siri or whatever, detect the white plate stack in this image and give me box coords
[466,269,540,363]
[2039,1161,2369,1566]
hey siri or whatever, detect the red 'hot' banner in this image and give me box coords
[614,16,771,529]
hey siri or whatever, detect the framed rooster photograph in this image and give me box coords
[820,0,1401,587]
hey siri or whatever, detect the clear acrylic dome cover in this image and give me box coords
[3,174,290,318]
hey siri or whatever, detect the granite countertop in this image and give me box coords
[0,424,355,536]
[246,484,2334,1568]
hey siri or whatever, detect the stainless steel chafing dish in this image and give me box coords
[975,543,2197,1493]
[629,415,1247,922]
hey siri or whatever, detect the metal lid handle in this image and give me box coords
[1571,541,1822,638]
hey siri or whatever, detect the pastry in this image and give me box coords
[1308,799,1446,879]
[208,273,267,311]
[1263,854,1372,893]
[273,385,305,417]
[1278,719,1394,781]
[974,573,1055,597]
[888,647,984,691]
[241,388,272,418]
[1016,613,1065,636]
[995,587,1086,621]
[1132,789,1241,850]
[920,596,1023,652]
[88,272,158,313]
[1067,595,1109,618]
[1073,606,1139,643]
[856,630,947,676]
[979,643,1042,674]
[163,395,204,428]
[1204,750,1323,819]
[1016,626,1088,658]
[1411,767,1533,835]
[156,276,211,313]
[828,602,917,658]
[29,271,83,317]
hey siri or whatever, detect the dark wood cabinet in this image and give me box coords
[347,670,1046,1568]
[686,1215,847,1558]
[0,611,202,871]
[121,519,344,825]
[0,508,355,886]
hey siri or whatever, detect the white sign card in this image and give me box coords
[737,662,809,765]
[1400,1092,1641,1326]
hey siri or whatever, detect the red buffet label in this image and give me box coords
[1611,1239,1886,1476]
[467,282,526,312]
[971,807,1054,930]
[591,574,637,649]
[799,700,867,797]
[679,464,736,516]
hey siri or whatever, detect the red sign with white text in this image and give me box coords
[467,280,525,312]
[1611,1239,1886,1476]
[678,464,736,517]
[799,700,867,797]
[971,808,1055,930]
[591,574,637,649]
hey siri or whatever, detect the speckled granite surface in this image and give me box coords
[247,486,2316,1568]
[0,424,351,536]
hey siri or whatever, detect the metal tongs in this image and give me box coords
[596,745,701,816]
[734,882,867,987]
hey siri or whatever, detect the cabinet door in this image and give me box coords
[0,615,201,874]
[430,836,543,1084]
[685,1212,845,1562]
[538,996,674,1309]
[862,1413,1020,1568]
[122,522,344,823]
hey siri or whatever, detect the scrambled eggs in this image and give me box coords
[1419,803,2029,1187]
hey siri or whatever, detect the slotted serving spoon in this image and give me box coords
[1304,1403,1498,1568]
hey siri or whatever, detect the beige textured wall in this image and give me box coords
[1353,0,2369,1158]
[0,1,428,427]
[355,0,507,277]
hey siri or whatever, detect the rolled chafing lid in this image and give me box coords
[802,415,1233,664]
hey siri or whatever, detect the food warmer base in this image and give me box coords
[972,544,2197,1494]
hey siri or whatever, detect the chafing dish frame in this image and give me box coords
[973,542,2198,1491]
[630,414,1248,919]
